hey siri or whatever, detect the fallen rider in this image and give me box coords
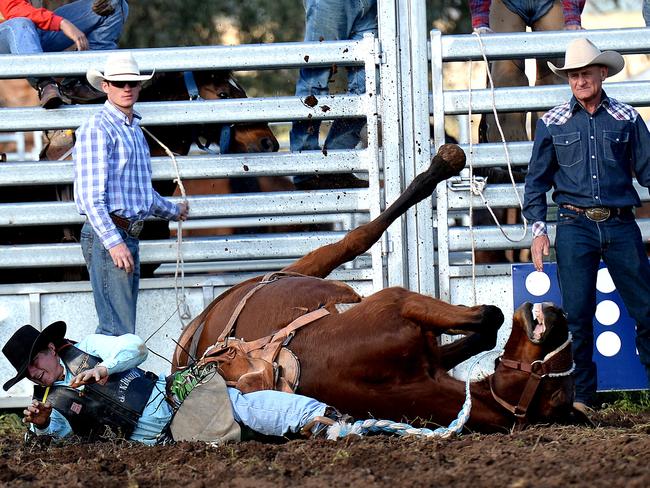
[2,321,351,444]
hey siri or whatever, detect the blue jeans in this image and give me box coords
[290,0,377,157]
[0,0,128,54]
[80,221,140,336]
[555,207,650,405]
[228,388,327,436]
[501,0,555,25]
[644,0,650,27]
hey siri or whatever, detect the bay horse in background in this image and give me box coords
[173,144,587,433]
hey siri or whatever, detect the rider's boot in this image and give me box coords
[300,406,355,439]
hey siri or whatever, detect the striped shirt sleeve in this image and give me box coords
[150,191,180,220]
[74,117,123,250]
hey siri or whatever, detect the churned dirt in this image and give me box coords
[1,410,649,487]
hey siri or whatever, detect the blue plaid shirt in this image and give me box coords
[523,92,650,234]
[74,101,179,249]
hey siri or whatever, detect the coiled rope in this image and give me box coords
[465,31,530,304]
[326,348,503,440]
[142,127,191,326]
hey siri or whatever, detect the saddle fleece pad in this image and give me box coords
[170,372,241,444]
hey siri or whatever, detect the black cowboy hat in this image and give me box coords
[2,321,66,391]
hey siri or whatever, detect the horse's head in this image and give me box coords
[491,302,585,426]
[191,71,279,154]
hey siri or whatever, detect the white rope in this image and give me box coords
[327,349,504,440]
[469,31,528,243]
[467,58,478,305]
[142,127,191,326]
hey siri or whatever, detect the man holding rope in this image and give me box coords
[2,322,349,444]
[73,52,189,337]
[523,38,650,413]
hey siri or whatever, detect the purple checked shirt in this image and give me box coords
[73,101,180,250]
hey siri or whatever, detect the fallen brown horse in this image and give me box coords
[173,144,582,432]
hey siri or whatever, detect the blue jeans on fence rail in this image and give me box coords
[0,0,128,54]
[290,0,377,166]
[81,221,140,336]
[555,207,650,406]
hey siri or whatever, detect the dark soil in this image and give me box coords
[1,410,649,487]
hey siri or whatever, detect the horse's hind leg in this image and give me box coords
[282,144,466,278]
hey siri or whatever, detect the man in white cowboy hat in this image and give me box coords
[0,0,129,108]
[1,321,352,444]
[523,38,650,413]
[73,52,190,337]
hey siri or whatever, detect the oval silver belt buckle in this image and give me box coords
[585,207,610,222]
[128,220,144,238]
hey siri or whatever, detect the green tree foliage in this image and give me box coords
[120,0,305,48]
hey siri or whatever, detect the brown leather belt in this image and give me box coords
[110,213,144,238]
[560,204,630,223]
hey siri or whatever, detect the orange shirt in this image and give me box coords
[0,0,62,30]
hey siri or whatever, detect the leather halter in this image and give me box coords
[182,71,232,153]
[489,334,574,422]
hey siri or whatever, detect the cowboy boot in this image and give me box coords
[36,79,67,109]
[300,406,355,439]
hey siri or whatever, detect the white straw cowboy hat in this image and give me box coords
[86,52,154,92]
[548,38,625,79]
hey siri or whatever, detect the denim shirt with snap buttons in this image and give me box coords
[523,92,650,224]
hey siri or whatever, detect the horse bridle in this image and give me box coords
[183,71,233,153]
[489,334,574,422]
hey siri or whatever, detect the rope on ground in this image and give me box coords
[326,349,503,440]
[142,127,191,326]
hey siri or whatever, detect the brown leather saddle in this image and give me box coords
[176,272,330,394]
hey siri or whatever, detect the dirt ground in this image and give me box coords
[1,409,649,488]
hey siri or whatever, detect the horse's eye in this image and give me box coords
[218,92,229,99]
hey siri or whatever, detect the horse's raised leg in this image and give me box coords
[282,144,466,277]
[399,291,504,370]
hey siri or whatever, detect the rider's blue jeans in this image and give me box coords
[0,0,128,54]
[228,388,327,436]
[644,0,650,27]
[290,0,377,159]
[81,221,140,336]
[555,207,650,406]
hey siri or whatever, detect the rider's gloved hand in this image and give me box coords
[92,0,116,16]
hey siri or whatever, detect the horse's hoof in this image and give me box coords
[436,144,466,174]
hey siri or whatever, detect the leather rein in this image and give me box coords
[489,334,574,422]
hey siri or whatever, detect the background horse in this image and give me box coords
[173,144,584,433]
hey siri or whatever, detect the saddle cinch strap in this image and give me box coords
[198,307,330,394]
[174,271,316,367]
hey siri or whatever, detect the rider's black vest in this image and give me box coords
[33,342,159,440]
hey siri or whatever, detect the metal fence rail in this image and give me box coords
[0,34,389,287]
